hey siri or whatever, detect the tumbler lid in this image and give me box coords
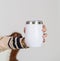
[26,20,43,24]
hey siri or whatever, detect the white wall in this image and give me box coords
[0,0,59,61]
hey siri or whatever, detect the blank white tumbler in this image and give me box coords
[25,20,43,47]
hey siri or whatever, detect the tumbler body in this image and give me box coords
[25,20,43,47]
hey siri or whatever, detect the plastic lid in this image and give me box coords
[26,20,43,24]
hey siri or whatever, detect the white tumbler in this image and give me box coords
[25,20,43,47]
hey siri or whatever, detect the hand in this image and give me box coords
[42,25,47,43]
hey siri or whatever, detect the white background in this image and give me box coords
[0,0,60,61]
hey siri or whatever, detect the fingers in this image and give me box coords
[42,24,47,38]
[42,33,47,38]
[42,25,47,32]
[42,33,47,43]
[43,39,45,43]
[42,24,47,43]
